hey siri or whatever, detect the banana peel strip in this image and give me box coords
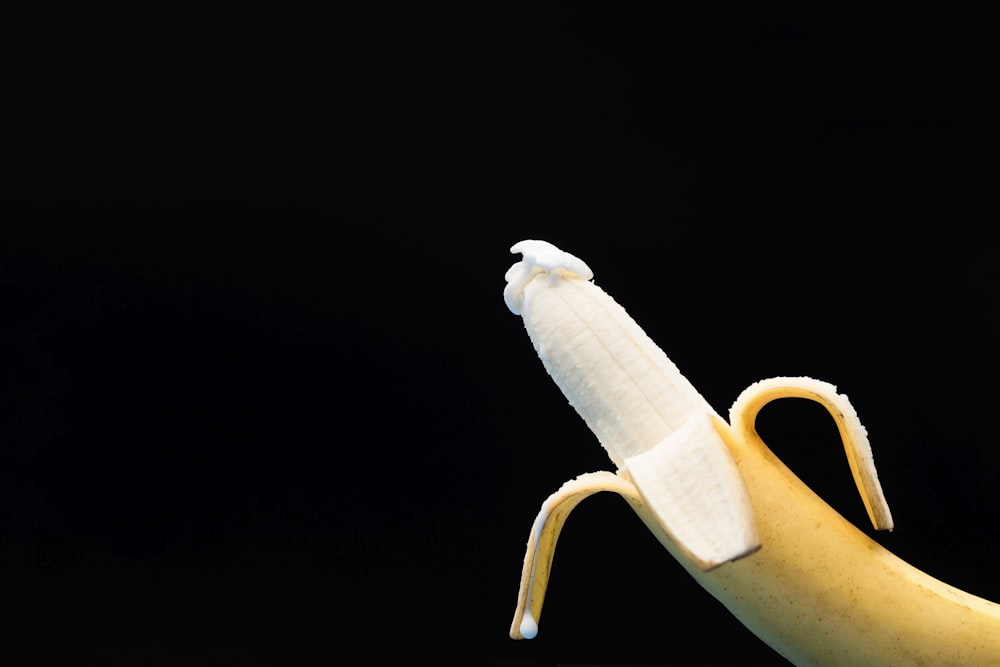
[509,471,641,640]
[729,376,894,531]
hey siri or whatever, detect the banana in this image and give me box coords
[503,240,1000,666]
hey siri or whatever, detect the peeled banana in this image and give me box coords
[503,239,1000,666]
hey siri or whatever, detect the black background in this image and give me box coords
[4,4,1000,666]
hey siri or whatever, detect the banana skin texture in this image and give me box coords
[503,240,1000,667]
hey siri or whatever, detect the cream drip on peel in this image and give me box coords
[519,610,538,639]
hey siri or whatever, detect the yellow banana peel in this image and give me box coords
[503,239,1000,666]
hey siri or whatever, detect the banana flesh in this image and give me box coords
[504,240,759,572]
[504,240,1000,666]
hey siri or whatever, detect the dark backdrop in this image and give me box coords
[4,4,999,666]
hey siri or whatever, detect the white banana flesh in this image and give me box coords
[504,240,759,572]
[503,240,1000,666]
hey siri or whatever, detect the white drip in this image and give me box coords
[519,609,538,639]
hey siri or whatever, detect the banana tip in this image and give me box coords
[503,239,593,315]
